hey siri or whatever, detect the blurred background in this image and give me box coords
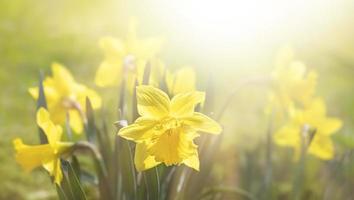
[0,0,353,199]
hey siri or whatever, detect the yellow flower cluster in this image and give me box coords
[14,22,222,185]
[270,47,342,160]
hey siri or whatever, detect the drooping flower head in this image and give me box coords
[13,108,73,185]
[118,86,222,171]
[95,20,164,91]
[273,98,342,160]
[29,63,102,134]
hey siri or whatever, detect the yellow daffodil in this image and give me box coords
[118,86,222,171]
[95,21,164,90]
[270,61,317,109]
[274,98,342,160]
[29,63,102,134]
[13,108,73,185]
[269,47,317,109]
[165,67,196,96]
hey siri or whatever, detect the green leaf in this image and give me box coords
[84,97,96,143]
[60,161,75,200]
[65,160,88,200]
[132,79,139,121]
[143,167,161,200]
[37,71,48,144]
[117,138,137,199]
[56,185,68,200]
[143,61,151,85]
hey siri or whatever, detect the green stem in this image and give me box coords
[197,186,256,200]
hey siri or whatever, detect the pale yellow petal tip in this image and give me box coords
[13,138,24,151]
[183,156,200,171]
[51,62,66,73]
[28,87,39,99]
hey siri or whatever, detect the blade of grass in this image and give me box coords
[56,184,68,200]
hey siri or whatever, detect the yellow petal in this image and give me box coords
[118,117,158,142]
[136,86,170,118]
[308,135,334,160]
[51,62,75,95]
[134,143,160,172]
[148,128,198,165]
[166,67,196,96]
[183,150,200,171]
[182,112,222,134]
[170,91,205,117]
[99,37,126,60]
[13,138,55,172]
[28,87,39,99]
[69,110,83,134]
[95,61,122,87]
[273,124,300,147]
[43,159,63,185]
[36,108,62,144]
[320,118,342,135]
[81,88,102,110]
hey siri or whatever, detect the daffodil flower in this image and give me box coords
[165,67,196,96]
[118,86,222,171]
[13,108,73,185]
[29,63,102,134]
[274,98,342,160]
[269,47,317,109]
[95,21,164,90]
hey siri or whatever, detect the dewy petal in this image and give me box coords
[170,91,205,117]
[37,108,62,144]
[134,143,160,172]
[308,135,334,160]
[182,112,222,134]
[183,150,200,171]
[69,110,83,134]
[13,138,55,172]
[136,86,170,118]
[118,117,159,142]
[95,61,122,87]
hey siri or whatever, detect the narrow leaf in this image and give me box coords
[37,71,48,144]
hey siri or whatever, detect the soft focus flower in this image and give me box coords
[95,21,164,90]
[29,63,102,134]
[13,108,73,185]
[165,67,196,96]
[118,86,222,171]
[270,61,317,109]
[274,98,342,160]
